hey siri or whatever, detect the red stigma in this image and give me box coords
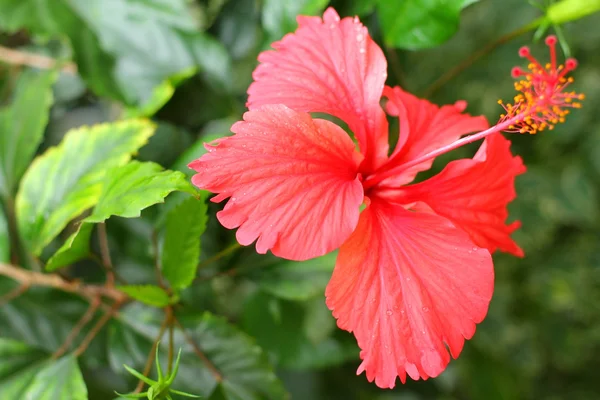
[497,36,584,134]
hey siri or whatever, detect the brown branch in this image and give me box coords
[0,45,77,74]
[0,262,127,303]
[173,317,223,382]
[134,311,170,393]
[74,300,122,357]
[53,296,102,359]
[98,223,115,287]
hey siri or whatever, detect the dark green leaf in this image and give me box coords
[0,205,8,263]
[248,252,336,301]
[0,69,56,197]
[180,313,288,400]
[262,0,329,39]
[0,0,232,112]
[0,338,47,398]
[23,355,88,400]
[118,285,173,307]
[162,195,208,290]
[15,119,155,255]
[242,292,357,369]
[377,0,478,49]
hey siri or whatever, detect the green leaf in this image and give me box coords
[349,0,377,15]
[248,252,336,301]
[86,161,197,223]
[0,0,232,112]
[118,285,173,307]
[24,355,88,400]
[377,0,478,49]
[162,195,209,290]
[114,304,286,399]
[15,119,155,255]
[177,313,288,400]
[262,0,329,39]
[45,223,94,271]
[0,338,47,398]
[242,292,357,369]
[0,69,56,198]
[0,205,8,263]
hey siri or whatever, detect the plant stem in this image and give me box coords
[173,316,223,382]
[0,282,29,306]
[0,45,77,73]
[0,262,127,302]
[74,300,123,357]
[134,313,170,394]
[196,242,241,272]
[53,296,101,359]
[98,223,115,287]
[422,19,543,98]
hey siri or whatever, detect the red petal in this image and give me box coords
[326,199,493,388]
[381,86,489,185]
[189,105,364,261]
[247,8,389,170]
[393,133,526,256]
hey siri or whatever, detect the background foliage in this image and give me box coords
[0,0,599,399]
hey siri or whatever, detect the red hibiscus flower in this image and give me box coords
[190,8,527,388]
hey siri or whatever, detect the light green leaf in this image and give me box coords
[118,285,173,307]
[0,205,8,263]
[24,355,88,400]
[248,252,336,301]
[0,69,56,198]
[45,223,94,271]
[0,338,47,398]
[15,119,155,255]
[377,0,478,49]
[262,0,329,39]
[86,161,196,223]
[162,195,208,290]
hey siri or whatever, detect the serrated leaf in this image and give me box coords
[45,223,94,271]
[248,252,336,301]
[118,285,173,307]
[162,195,208,290]
[0,205,8,263]
[46,161,194,271]
[0,338,47,398]
[262,0,329,39]
[86,161,196,223]
[378,0,478,50]
[15,120,155,255]
[0,69,56,198]
[23,355,88,400]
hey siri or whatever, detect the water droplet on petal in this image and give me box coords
[356,34,364,41]
[386,309,393,316]
[422,307,429,313]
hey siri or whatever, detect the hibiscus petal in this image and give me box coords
[189,105,364,261]
[397,133,526,256]
[325,199,493,388]
[247,8,389,170]
[381,86,489,185]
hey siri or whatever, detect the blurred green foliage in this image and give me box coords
[0,0,599,399]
